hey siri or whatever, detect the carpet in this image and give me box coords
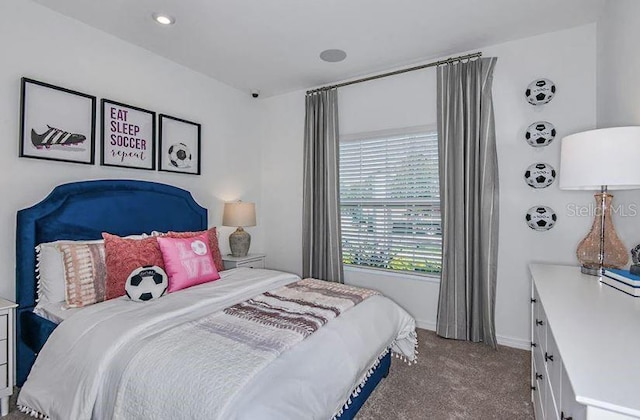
[357,329,534,419]
[6,329,533,419]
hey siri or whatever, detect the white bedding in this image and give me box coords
[33,302,82,324]
[19,268,416,420]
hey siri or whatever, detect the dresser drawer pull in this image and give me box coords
[561,412,572,420]
[531,298,537,303]
[531,342,537,348]
[536,373,543,380]
[545,352,554,362]
[536,319,544,326]
[531,385,537,391]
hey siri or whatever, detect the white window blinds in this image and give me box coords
[339,129,442,276]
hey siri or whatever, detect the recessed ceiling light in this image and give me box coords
[153,13,175,25]
[320,49,347,63]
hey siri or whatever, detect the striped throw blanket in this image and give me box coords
[222,278,380,345]
[112,278,381,418]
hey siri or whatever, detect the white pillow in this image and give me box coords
[34,233,151,309]
[35,239,103,307]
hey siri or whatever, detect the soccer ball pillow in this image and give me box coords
[125,265,168,302]
[525,78,556,105]
[525,121,556,147]
[168,143,192,168]
[524,163,556,189]
[525,206,557,231]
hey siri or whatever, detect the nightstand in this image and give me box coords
[222,254,266,270]
[0,299,17,417]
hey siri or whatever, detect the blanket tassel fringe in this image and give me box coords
[332,330,418,419]
[18,404,49,419]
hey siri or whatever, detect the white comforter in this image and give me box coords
[18,268,416,420]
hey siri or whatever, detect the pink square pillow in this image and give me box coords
[167,228,225,272]
[102,233,165,300]
[157,233,220,292]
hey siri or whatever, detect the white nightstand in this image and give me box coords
[222,254,266,270]
[0,299,17,417]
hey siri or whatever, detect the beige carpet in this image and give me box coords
[357,329,534,419]
[6,329,533,419]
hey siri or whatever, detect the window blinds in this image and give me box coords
[339,130,442,275]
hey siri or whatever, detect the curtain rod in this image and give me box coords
[306,51,482,95]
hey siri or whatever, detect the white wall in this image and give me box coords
[0,0,263,300]
[597,0,640,128]
[595,1,640,249]
[260,24,599,349]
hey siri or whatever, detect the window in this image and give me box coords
[339,127,441,276]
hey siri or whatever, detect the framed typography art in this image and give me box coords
[158,114,201,175]
[101,99,156,170]
[19,78,96,164]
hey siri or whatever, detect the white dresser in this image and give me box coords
[530,264,640,420]
[0,299,17,417]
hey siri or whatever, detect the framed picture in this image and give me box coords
[158,114,201,175]
[19,77,96,164]
[101,99,156,170]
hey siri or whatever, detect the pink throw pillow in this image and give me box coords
[167,227,225,272]
[157,233,220,292]
[102,233,165,300]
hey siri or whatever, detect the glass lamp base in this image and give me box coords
[580,265,601,276]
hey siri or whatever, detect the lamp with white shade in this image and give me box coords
[222,201,256,257]
[559,126,640,275]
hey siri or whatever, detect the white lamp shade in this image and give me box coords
[559,126,640,190]
[222,202,256,227]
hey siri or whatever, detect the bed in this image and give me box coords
[15,179,416,419]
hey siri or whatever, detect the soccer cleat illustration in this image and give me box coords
[31,125,86,149]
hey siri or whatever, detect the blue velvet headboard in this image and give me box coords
[16,179,207,385]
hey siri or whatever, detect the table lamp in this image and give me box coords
[559,127,640,275]
[222,201,256,257]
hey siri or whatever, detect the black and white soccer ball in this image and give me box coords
[525,121,556,147]
[168,143,192,168]
[524,163,556,189]
[190,239,208,256]
[525,206,557,231]
[525,78,556,105]
[125,265,168,302]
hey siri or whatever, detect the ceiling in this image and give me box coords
[32,0,605,97]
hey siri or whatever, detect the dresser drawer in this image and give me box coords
[235,259,265,269]
[543,374,559,420]
[0,340,7,365]
[0,364,7,389]
[560,364,586,420]
[223,255,266,270]
[532,355,545,420]
[545,327,562,409]
[0,315,7,341]
[534,299,547,351]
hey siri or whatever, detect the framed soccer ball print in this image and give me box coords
[158,114,201,175]
[19,77,96,164]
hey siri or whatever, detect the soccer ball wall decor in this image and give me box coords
[525,78,556,105]
[525,206,557,231]
[167,142,192,168]
[524,163,556,189]
[525,121,556,147]
[125,265,168,302]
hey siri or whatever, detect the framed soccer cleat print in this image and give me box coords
[19,77,96,165]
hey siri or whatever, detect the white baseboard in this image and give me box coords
[496,335,531,350]
[414,319,531,351]
[415,319,436,331]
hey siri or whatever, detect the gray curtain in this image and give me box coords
[436,57,499,347]
[302,89,344,283]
